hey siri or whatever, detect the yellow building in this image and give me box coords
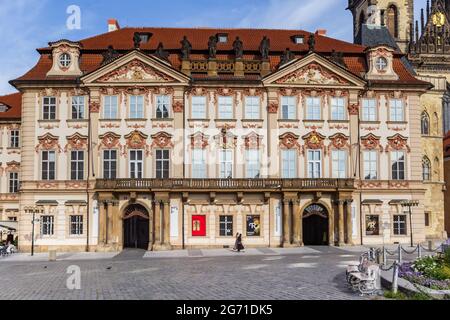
[349,0,448,241]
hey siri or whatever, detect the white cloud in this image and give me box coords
[0,0,48,95]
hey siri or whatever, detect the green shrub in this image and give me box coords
[430,265,450,280]
[413,256,441,276]
[384,291,407,300]
[444,248,450,265]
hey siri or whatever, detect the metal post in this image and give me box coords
[383,247,387,266]
[398,244,402,264]
[418,244,422,259]
[392,261,399,294]
[409,205,413,247]
[31,210,35,256]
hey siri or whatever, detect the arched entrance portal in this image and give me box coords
[302,203,329,246]
[123,204,150,249]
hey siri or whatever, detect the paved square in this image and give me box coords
[0,247,383,300]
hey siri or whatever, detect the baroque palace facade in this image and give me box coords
[3,19,447,252]
[349,0,450,237]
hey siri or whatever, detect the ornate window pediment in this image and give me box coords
[361,133,383,151]
[328,133,350,150]
[386,134,410,152]
[125,130,149,149]
[243,132,263,149]
[279,132,300,150]
[190,132,209,149]
[365,45,399,81]
[98,59,175,83]
[150,132,173,149]
[6,161,20,172]
[65,133,88,152]
[214,129,237,149]
[302,131,325,150]
[35,133,62,153]
[98,132,122,150]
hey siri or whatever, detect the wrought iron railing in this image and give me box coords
[95,178,354,191]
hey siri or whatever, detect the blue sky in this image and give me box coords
[0,0,428,95]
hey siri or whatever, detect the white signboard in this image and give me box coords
[170,206,179,238]
[275,203,282,237]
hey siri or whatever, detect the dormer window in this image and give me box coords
[375,57,388,72]
[217,33,228,43]
[0,104,8,112]
[137,32,152,43]
[292,35,304,44]
[59,53,72,68]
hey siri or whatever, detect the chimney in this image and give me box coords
[315,29,327,36]
[108,19,120,32]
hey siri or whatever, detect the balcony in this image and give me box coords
[95,178,355,192]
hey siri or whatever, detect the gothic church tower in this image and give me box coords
[348,0,414,53]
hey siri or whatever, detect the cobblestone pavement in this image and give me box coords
[0,246,382,300]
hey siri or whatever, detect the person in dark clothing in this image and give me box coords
[236,233,244,252]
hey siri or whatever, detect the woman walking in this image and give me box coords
[235,233,244,252]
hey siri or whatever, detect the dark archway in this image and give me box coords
[302,204,329,246]
[123,204,150,249]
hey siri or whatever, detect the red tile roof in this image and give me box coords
[12,27,428,86]
[0,93,22,120]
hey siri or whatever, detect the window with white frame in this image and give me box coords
[361,98,377,121]
[9,130,19,148]
[71,96,85,120]
[219,149,233,178]
[70,215,83,235]
[306,97,321,120]
[43,96,56,120]
[332,150,347,178]
[218,96,233,119]
[70,150,84,180]
[246,149,260,178]
[103,95,118,119]
[393,215,407,235]
[156,95,170,119]
[391,150,406,180]
[9,172,19,193]
[245,96,260,119]
[219,215,233,236]
[156,149,170,179]
[192,96,207,119]
[129,150,144,179]
[129,95,144,119]
[363,151,378,180]
[390,99,404,122]
[281,96,296,120]
[103,150,117,179]
[281,149,297,178]
[42,150,56,180]
[41,215,54,236]
[331,97,346,120]
[307,150,322,178]
[192,149,206,178]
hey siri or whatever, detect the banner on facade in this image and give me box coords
[192,215,206,237]
[246,215,260,237]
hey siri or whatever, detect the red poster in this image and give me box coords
[192,215,206,237]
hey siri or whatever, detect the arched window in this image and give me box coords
[422,157,431,181]
[421,112,430,135]
[433,112,440,135]
[386,5,399,38]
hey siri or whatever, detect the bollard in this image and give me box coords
[383,247,387,266]
[428,240,433,251]
[418,244,422,259]
[398,245,402,264]
[48,250,56,262]
[392,261,399,294]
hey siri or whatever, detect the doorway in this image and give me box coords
[302,204,329,246]
[123,204,150,249]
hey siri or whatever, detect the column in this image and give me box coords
[154,201,161,245]
[98,201,106,245]
[163,200,171,247]
[283,199,291,246]
[338,200,345,246]
[293,199,302,246]
[346,200,353,245]
[329,205,335,246]
[107,202,113,245]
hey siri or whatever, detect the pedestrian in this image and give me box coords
[236,233,244,253]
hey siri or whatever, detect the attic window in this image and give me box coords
[0,104,7,112]
[137,32,152,43]
[292,35,304,44]
[217,33,228,43]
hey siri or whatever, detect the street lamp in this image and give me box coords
[400,200,419,248]
[25,206,44,256]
